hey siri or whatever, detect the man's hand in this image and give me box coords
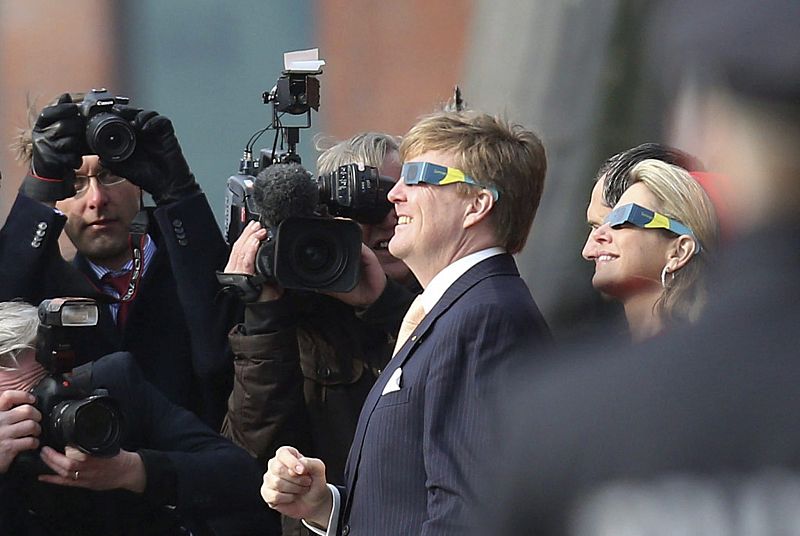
[104,107,199,205]
[0,390,41,474]
[225,221,268,275]
[325,243,387,308]
[21,93,84,202]
[261,446,332,528]
[224,221,283,302]
[38,445,147,493]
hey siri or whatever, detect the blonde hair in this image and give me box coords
[629,159,720,323]
[315,132,400,176]
[399,111,547,254]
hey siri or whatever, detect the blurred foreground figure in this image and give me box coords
[489,0,800,534]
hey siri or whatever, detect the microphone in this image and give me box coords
[252,163,318,228]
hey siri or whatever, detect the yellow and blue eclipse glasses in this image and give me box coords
[604,203,701,253]
[401,162,499,200]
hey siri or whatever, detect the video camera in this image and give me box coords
[12,298,123,476]
[222,50,395,295]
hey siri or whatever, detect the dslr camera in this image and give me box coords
[12,298,123,476]
[79,88,137,163]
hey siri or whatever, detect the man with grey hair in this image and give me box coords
[0,300,277,535]
[222,131,419,535]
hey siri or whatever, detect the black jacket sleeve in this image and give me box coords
[90,352,278,533]
[0,192,101,303]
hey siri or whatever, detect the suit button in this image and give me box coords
[37,221,48,230]
[342,525,350,536]
[317,366,331,379]
[178,238,189,247]
[35,229,46,237]
[172,219,183,228]
[31,240,41,248]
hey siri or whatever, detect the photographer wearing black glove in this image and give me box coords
[0,301,277,536]
[1,91,235,430]
[21,93,83,202]
[105,106,200,205]
[220,132,420,536]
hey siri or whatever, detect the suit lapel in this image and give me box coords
[343,253,520,506]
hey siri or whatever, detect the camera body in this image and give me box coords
[225,161,394,245]
[223,162,394,294]
[12,298,123,476]
[78,88,136,162]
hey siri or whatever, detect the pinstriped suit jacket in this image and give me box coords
[337,253,551,535]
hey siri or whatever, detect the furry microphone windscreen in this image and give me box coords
[252,163,319,228]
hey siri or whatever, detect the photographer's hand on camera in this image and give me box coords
[105,107,200,205]
[20,93,83,202]
[0,390,41,474]
[225,221,284,302]
[38,444,147,493]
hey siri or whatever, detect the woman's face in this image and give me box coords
[582,182,676,300]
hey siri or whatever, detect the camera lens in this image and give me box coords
[290,229,346,286]
[51,396,122,456]
[86,113,136,162]
[273,218,362,292]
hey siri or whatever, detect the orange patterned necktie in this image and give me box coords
[393,295,426,356]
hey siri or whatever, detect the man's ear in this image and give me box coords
[666,235,697,273]
[463,189,495,229]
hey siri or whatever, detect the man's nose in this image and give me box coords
[387,180,406,203]
[84,177,109,208]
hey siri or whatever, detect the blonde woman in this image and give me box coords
[583,159,719,341]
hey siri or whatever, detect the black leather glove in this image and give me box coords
[20,94,84,202]
[104,107,199,205]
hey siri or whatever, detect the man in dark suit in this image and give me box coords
[487,0,800,534]
[261,110,551,535]
[0,94,234,428]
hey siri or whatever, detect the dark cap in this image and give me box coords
[652,0,800,104]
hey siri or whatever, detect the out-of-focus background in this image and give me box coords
[0,0,670,340]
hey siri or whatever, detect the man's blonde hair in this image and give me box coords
[400,111,546,254]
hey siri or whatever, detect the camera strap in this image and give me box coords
[120,209,149,303]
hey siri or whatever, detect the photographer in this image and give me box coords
[0,92,236,429]
[0,301,277,536]
[221,132,419,534]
